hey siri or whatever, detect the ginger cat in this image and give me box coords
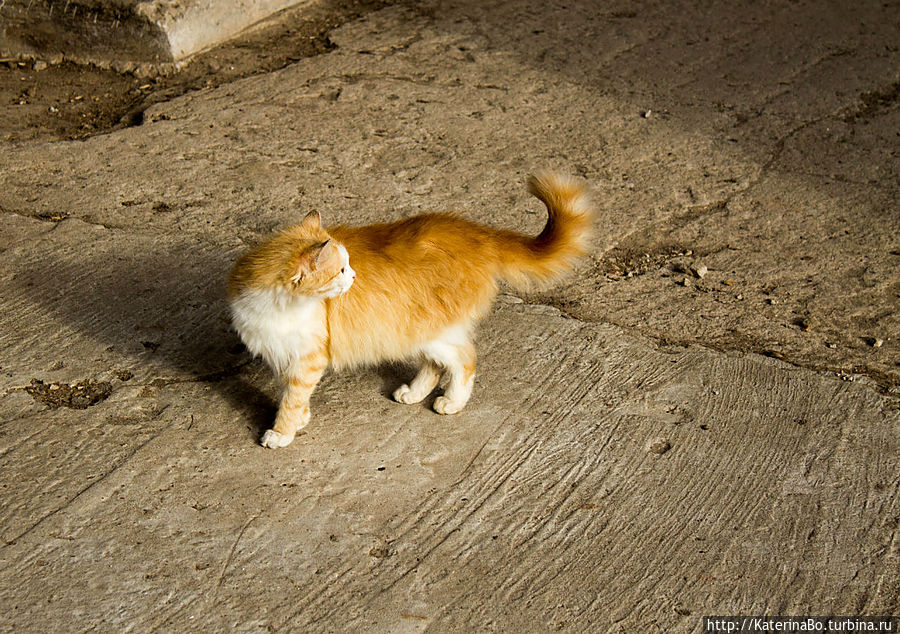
[228,172,592,448]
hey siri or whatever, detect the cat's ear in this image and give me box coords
[299,210,321,231]
[309,240,331,270]
[290,240,331,284]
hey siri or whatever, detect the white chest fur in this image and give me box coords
[230,288,325,376]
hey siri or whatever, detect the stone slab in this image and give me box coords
[0,0,314,69]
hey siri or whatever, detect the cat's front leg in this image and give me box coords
[261,348,327,449]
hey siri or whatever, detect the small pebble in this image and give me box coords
[871,338,884,348]
[647,438,671,455]
[690,263,708,279]
[33,60,48,71]
[368,544,392,558]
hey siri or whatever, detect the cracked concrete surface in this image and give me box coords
[0,0,898,631]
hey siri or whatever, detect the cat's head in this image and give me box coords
[229,211,355,299]
[283,211,355,298]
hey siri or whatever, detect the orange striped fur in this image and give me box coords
[228,172,592,448]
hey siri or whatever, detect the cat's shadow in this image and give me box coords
[375,361,447,412]
[16,231,422,437]
[225,370,279,438]
[15,235,267,425]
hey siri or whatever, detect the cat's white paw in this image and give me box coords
[260,429,294,448]
[433,396,465,415]
[393,384,425,404]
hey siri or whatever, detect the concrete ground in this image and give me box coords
[1,0,898,631]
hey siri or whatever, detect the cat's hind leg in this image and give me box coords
[393,360,441,404]
[420,326,476,415]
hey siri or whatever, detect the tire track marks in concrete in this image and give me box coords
[357,327,893,629]
[272,315,589,629]
[275,313,653,629]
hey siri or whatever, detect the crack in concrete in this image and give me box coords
[0,206,250,256]
[757,46,856,110]
[502,297,899,397]
[0,205,119,232]
[213,513,259,599]
[779,169,897,188]
[295,71,444,93]
[0,427,42,462]
[143,360,254,389]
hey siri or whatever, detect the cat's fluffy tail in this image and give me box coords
[495,171,593,290]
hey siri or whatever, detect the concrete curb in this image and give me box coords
[0,0,313,73]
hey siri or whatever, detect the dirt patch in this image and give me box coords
[600,246,694,279]
[24,378,113,409]
[0,0,388,143]
[842,80,900,122]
